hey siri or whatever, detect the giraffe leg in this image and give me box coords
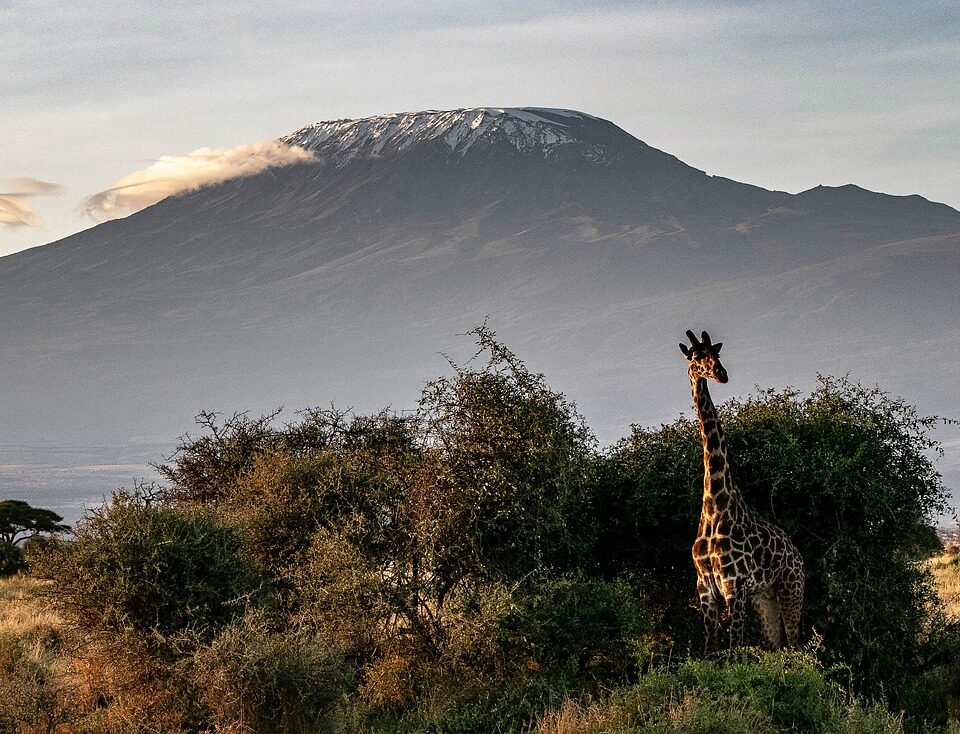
[726,588,747,650]
[753,589,783,648]
[697,575,722,654]
[777,574,804,648]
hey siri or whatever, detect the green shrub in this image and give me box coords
[161,327,599,678]
[500,575,654,675]
[363,673,573,734]
[290,526,395,658]
[532,651,907,734]
[218,451,341,578]
[416,326,595,587]
[832,705,906,734]
[594,420,703,645]
[191,610,346,734]
[368,651,908,734]
[603,377,949,713]
[347,573,654,729]
[671,650,837,732]
[30,491,264,644]
[157,409,286,505]
[0,543,24,577]
[0,632,75,734]
[642,693,778,734]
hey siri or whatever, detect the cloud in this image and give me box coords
[0,177,63,229]
[80,141,315,221]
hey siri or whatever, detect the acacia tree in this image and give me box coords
[0,500,69,546]
[0,499,70,575]
[415,324,596,591]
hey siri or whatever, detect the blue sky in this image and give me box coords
[1,0,958,255]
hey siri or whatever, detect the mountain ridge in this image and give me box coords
[281,107,618,164]
[5,108,958,266]
[1,107,959,519]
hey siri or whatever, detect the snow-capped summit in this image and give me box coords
[281,108,610,164]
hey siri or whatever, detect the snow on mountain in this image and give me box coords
[281,108,608,164]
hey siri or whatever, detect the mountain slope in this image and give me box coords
[1,107,959,516]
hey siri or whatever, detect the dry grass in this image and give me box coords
[0,574,63,644]
[0,574,80,733]
[532,692,781,734]
[929,550,960,620]
[534,698,624,734]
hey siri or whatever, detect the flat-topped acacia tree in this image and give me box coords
[0,499,70,575]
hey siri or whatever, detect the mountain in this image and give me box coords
[2,108,959,518]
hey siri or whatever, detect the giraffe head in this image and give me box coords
[679,330,728,383]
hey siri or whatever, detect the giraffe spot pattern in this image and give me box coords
[685,338,804,652]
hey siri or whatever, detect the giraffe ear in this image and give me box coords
[713,342,723,354]
[679,343,691,358]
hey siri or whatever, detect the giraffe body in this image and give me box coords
[680,330,804,651]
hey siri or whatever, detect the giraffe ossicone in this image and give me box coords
[680,329,804,652]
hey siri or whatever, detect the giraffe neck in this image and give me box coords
[690,375,736,505]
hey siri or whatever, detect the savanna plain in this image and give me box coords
[1,328,958,734]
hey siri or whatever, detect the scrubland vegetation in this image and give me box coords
[931,549,960,619]
[1,327,958,733]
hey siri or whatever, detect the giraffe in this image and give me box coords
[679,329,804,652]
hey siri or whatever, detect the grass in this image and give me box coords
[1,552,959,734]
[0,574,62,643]
[528,555,960,734]
[929,548,960,620]
[0,574,80,734]
[530,653,908,734]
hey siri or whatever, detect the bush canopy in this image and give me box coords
[24,330,955,732]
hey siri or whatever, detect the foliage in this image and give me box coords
[415,325,596,587]
[68,632,203,734]
[4,331,956,732]
[367,650,909,734]
[191,610,346,734]
[0,500,69,547]
[290,525,398,659]
[0,500,69,577]
[158,326,600,665]
[669,650,838,731]
[500,575,654,674]
[362,672,575,734]
[0,632,77,734]
[595,418,704,644]
[29,490,264,644]
[156,405,402,506]
[252,412,419,587]
[156,408,285,505]
[604,375,950,711]
[0,543,25,577]
[533,650,907,734]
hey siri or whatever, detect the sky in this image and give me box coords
[1,0,959,256]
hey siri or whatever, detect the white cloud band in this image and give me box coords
[0,178,63,229]
[80,140,315,221]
